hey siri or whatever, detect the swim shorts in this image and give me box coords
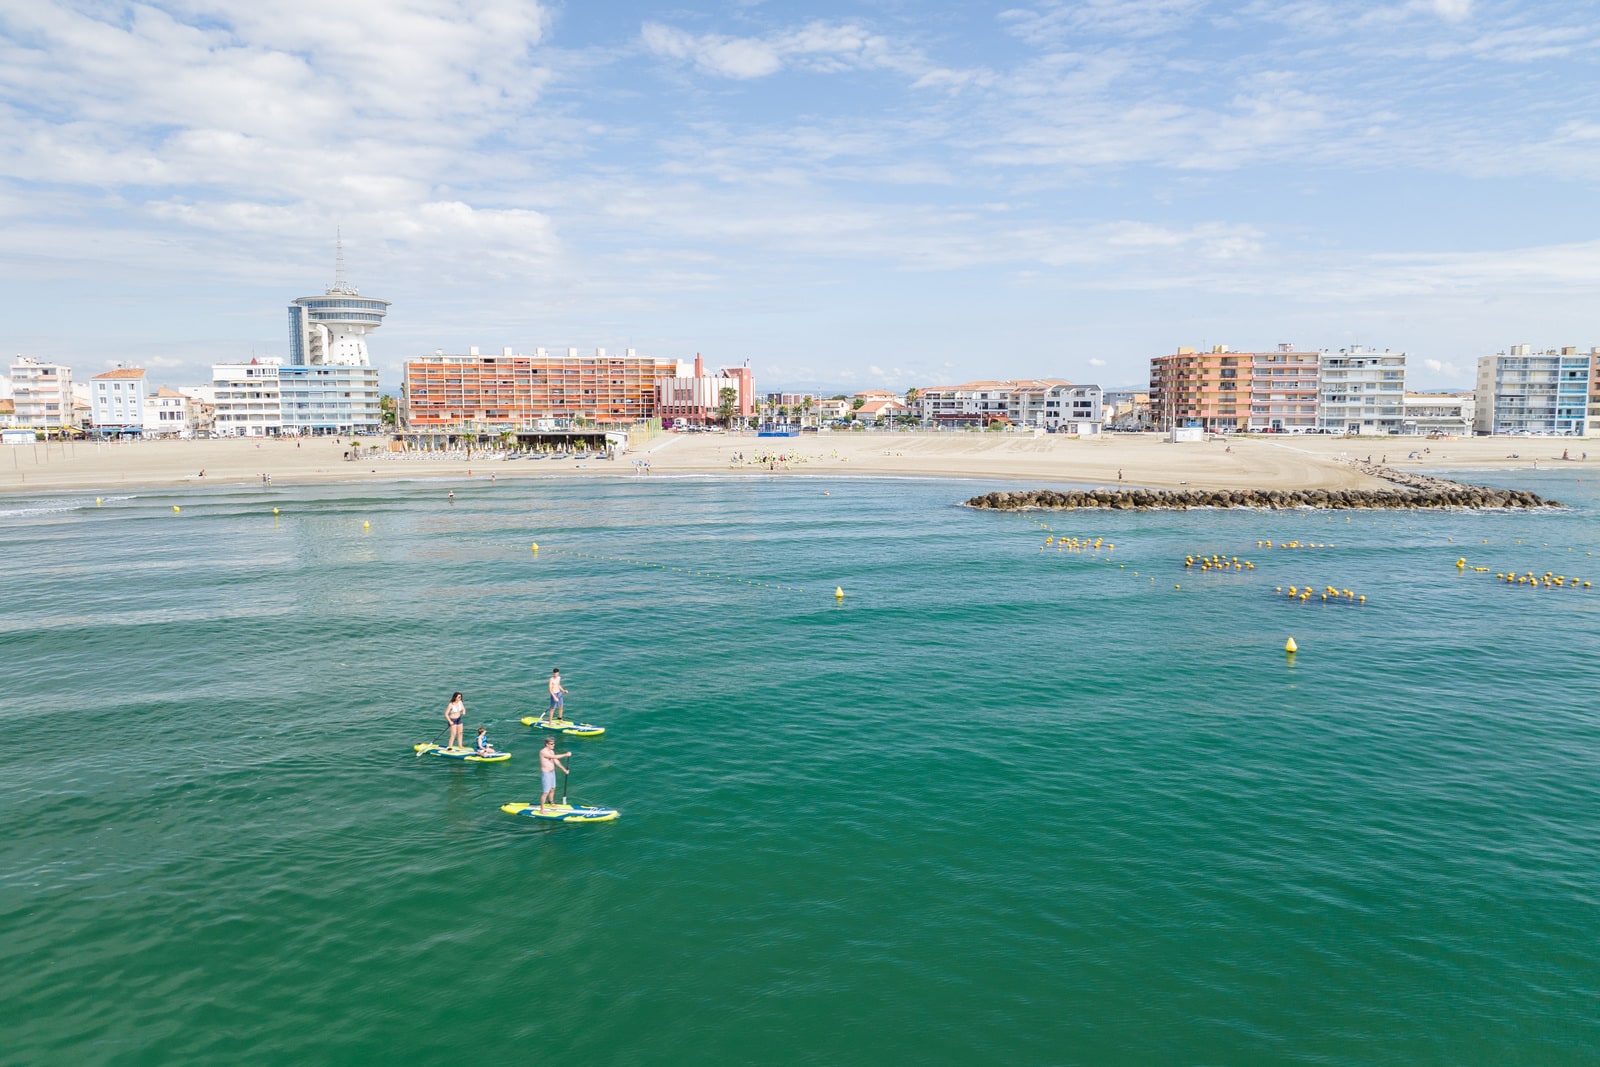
[542,770,557,791]
[549,693,564,710]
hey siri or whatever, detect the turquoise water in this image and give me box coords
[3,471,1598,1064]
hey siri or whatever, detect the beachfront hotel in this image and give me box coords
[212,361,282,437]
[1473,345,1597,437]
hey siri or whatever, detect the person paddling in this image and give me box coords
[544,668,569,724]
[445,692,466,750]
[539,736,571,812]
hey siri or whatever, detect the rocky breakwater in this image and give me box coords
[964,484,1558,511]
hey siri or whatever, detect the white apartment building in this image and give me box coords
[213,360,283,437]
[917,379,1103,430]
[1402,392,1474,436]
[143,387,196,438]
[1317,347,1407,434]
[10,357,74,429]
[91,367,149,433]
[1473,345,1595,436]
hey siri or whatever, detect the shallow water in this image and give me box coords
[3,470,1598,1064]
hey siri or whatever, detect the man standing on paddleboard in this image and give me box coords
[539,736,571,812]
[544,668,569,724]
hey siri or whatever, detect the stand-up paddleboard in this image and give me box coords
[519,716,605,737]
[501,801,619,823]
[414,743,511,763]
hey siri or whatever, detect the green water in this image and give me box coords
[3,471,1598,1064]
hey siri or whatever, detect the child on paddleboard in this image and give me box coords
[475,726,499,756]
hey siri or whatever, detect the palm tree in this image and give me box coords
[717,386,737,427]
[801,396,814,427]
[905,387,920,428]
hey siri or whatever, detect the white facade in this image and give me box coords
[279,363,382,434]
[917,379,1102,429]
[212,361,283,437]
[91,368,149,432]
[143,388,195,438]
[1473,345,1594,436]
[1317,347,1406,434]
[1402,392,1474,436]
[10,357,73,428]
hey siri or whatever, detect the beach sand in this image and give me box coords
[1,431,1591,496]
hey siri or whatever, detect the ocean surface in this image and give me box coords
[3,468,1598,1065]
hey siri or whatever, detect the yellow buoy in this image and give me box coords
[1285,637,1298,653]
[273,507,279,515]
[834,586,844,599]
[363,520,370,529]
[530,542,538,552]
[96,498,101,507]
[172,505,180,513]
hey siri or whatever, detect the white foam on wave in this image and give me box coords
[0,494,137,521]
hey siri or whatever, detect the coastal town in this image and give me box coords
[4,274,1598,445]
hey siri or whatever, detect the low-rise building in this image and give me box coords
[916,379,1100,430]
[855,397,910,423]
[213,360,283,437]
[657,354,755,426]
[143,387,196,438]
[1473,344,1594,436]
[1402,392,1474,436]
[10,357,74,429]
[91,367,149,434]
[1318,346,1407,434]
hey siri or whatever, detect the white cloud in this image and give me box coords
[1088,357,1107,366]
[640,19,918,80]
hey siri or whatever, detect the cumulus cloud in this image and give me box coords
[1088,358,1107,366]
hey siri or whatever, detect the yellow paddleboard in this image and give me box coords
[414,743,510,763]
[500,801,619,823]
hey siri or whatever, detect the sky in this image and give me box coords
[1,0,1597,393]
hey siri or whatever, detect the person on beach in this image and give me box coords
[545,668,569,723]
[474,726,498,756]
[539,736,571,811]
[445,692,466,749]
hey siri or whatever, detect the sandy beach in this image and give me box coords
[2,431,1593,496]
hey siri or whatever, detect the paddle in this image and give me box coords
[562,767,570,806]
[417,723,449,755]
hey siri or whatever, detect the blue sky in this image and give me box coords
[1,0,1597,392]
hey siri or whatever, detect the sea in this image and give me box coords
[2,468,1597,1065]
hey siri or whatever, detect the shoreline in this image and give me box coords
[3,432,1593,497]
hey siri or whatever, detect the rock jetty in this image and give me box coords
[964,484,1556,511]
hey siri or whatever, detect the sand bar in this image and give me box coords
[1,431,1590,496]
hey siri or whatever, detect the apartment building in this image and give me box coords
[403,347,686,430]
[1317,347,1407,434]
[10,357,74,429]
[213,360,283,437]
[1473,345,1595,436]
[90,367,149,433]
[1149,347,1251,432]
[144,387,197,438]
[1248,345,1321,432]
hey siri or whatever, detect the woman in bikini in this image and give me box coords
[445,692,466,750]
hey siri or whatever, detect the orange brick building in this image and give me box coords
[1150,344,1321,432]
[402,347,685,429]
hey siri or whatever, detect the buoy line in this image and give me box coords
[449,535,811,595]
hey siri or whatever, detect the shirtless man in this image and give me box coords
[539,736,571,812]
[544,668,569,724]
